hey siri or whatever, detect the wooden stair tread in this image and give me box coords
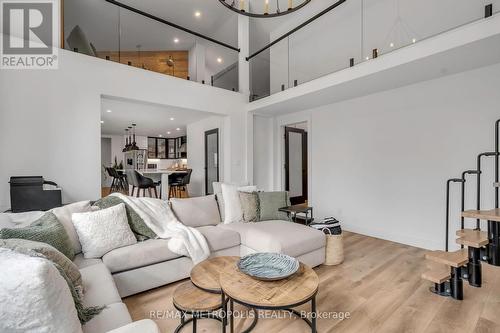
[462,209,500,222]
[421,269,451,284]
[455,229,489,248]
[425,249,469,268]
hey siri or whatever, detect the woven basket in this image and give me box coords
[324,234,344,266]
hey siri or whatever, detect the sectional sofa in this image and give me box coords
[0,192,326,333]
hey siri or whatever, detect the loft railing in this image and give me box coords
[62,0,239,91]
[248,0,500,102]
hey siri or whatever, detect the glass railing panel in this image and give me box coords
[265,38,290,96]
[287,0,362,87]
[204,39,239,90]
[63,0,119,61]
[119,7,197,80]
[362,0,500,60]
[249,48,271,101]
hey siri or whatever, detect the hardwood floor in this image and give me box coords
[124,232,500,332]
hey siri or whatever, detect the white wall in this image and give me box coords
[186,116,226,196]
[254,63,500,251]
[253,115,274,190]
[0,46,246,211]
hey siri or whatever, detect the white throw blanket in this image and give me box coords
[110,193,210,264]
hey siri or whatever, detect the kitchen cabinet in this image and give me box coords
[148,136,187,159]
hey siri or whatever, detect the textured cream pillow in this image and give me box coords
[0,248,82,333]
[72,203,137,258]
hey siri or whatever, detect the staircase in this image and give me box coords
[421,119,500,300]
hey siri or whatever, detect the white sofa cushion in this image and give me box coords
[80,263,121,308]
[82,303,131,333]
[73,253,103,269]
[170,195,221,227]
[51,200,93,254]
[102,239,181,274]
[219,220,326,257]
[197,225,241,252]
[107,320,160,333]
[72,204,137,258]
[0,248,82,333]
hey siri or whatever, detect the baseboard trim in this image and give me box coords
[342,223,443,251]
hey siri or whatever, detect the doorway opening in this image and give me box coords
[205,128,219,195]
[284,122,308,205]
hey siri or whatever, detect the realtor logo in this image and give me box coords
[1,0,59,69]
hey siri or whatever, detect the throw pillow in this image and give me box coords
[0,212,75,260]
[171,195,221,227]
[51,201,93,254]
[239,191,259,222]
[72,203,137,258]
[0,248,82,333]
[92,196,156,240]
[257,191,290,221]
[0,239,82,290]
[213,181,249,221]
[221,184,257,224]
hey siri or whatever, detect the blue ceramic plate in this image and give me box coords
[238,253,300,281]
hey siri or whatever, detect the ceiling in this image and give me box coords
[100,97,217,137]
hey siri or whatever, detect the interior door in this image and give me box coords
[205,129,219,195]
[284,127,308,205]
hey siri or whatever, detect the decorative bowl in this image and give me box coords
[237,253,300,281]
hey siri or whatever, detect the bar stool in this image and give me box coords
[125,170,160,198]
[106,167,127,193]
[169,169,192,198]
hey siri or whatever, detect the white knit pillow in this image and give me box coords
[72,203,137,258]
[0,248,82,333]
[221,184,257,224]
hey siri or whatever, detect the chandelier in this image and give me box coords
[122,124,139,152]
[218,0,311,18]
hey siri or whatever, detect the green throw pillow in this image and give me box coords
[257,191,290,221]
[0,239,82,290]
[93,196,157,240]
[239,191,259,222]
[0,212,75,260]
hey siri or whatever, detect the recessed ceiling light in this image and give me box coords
[217,57,222,63]
[389,42,394,48]
[159,134,163,137]
[170,117,175,121]
[173,38,179,43]
[365,56,370,60]
[167,131,171,135]
[106,109,112,113]
[176,128,181,131]
[412,38,417,43]
[194,11,201,17]
[100,120,104,124]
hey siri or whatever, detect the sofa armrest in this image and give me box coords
[106,320,159,333]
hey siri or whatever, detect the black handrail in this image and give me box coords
[460,170,480,249]
[246,0,347,61]
[496,119,500,208]
[446,178,465,252]
[104,0,240,52]
[476,152,498,229]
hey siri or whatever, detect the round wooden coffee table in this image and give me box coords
[190,256,239,293]
[172,282,223,333]
[220,262,319,333]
